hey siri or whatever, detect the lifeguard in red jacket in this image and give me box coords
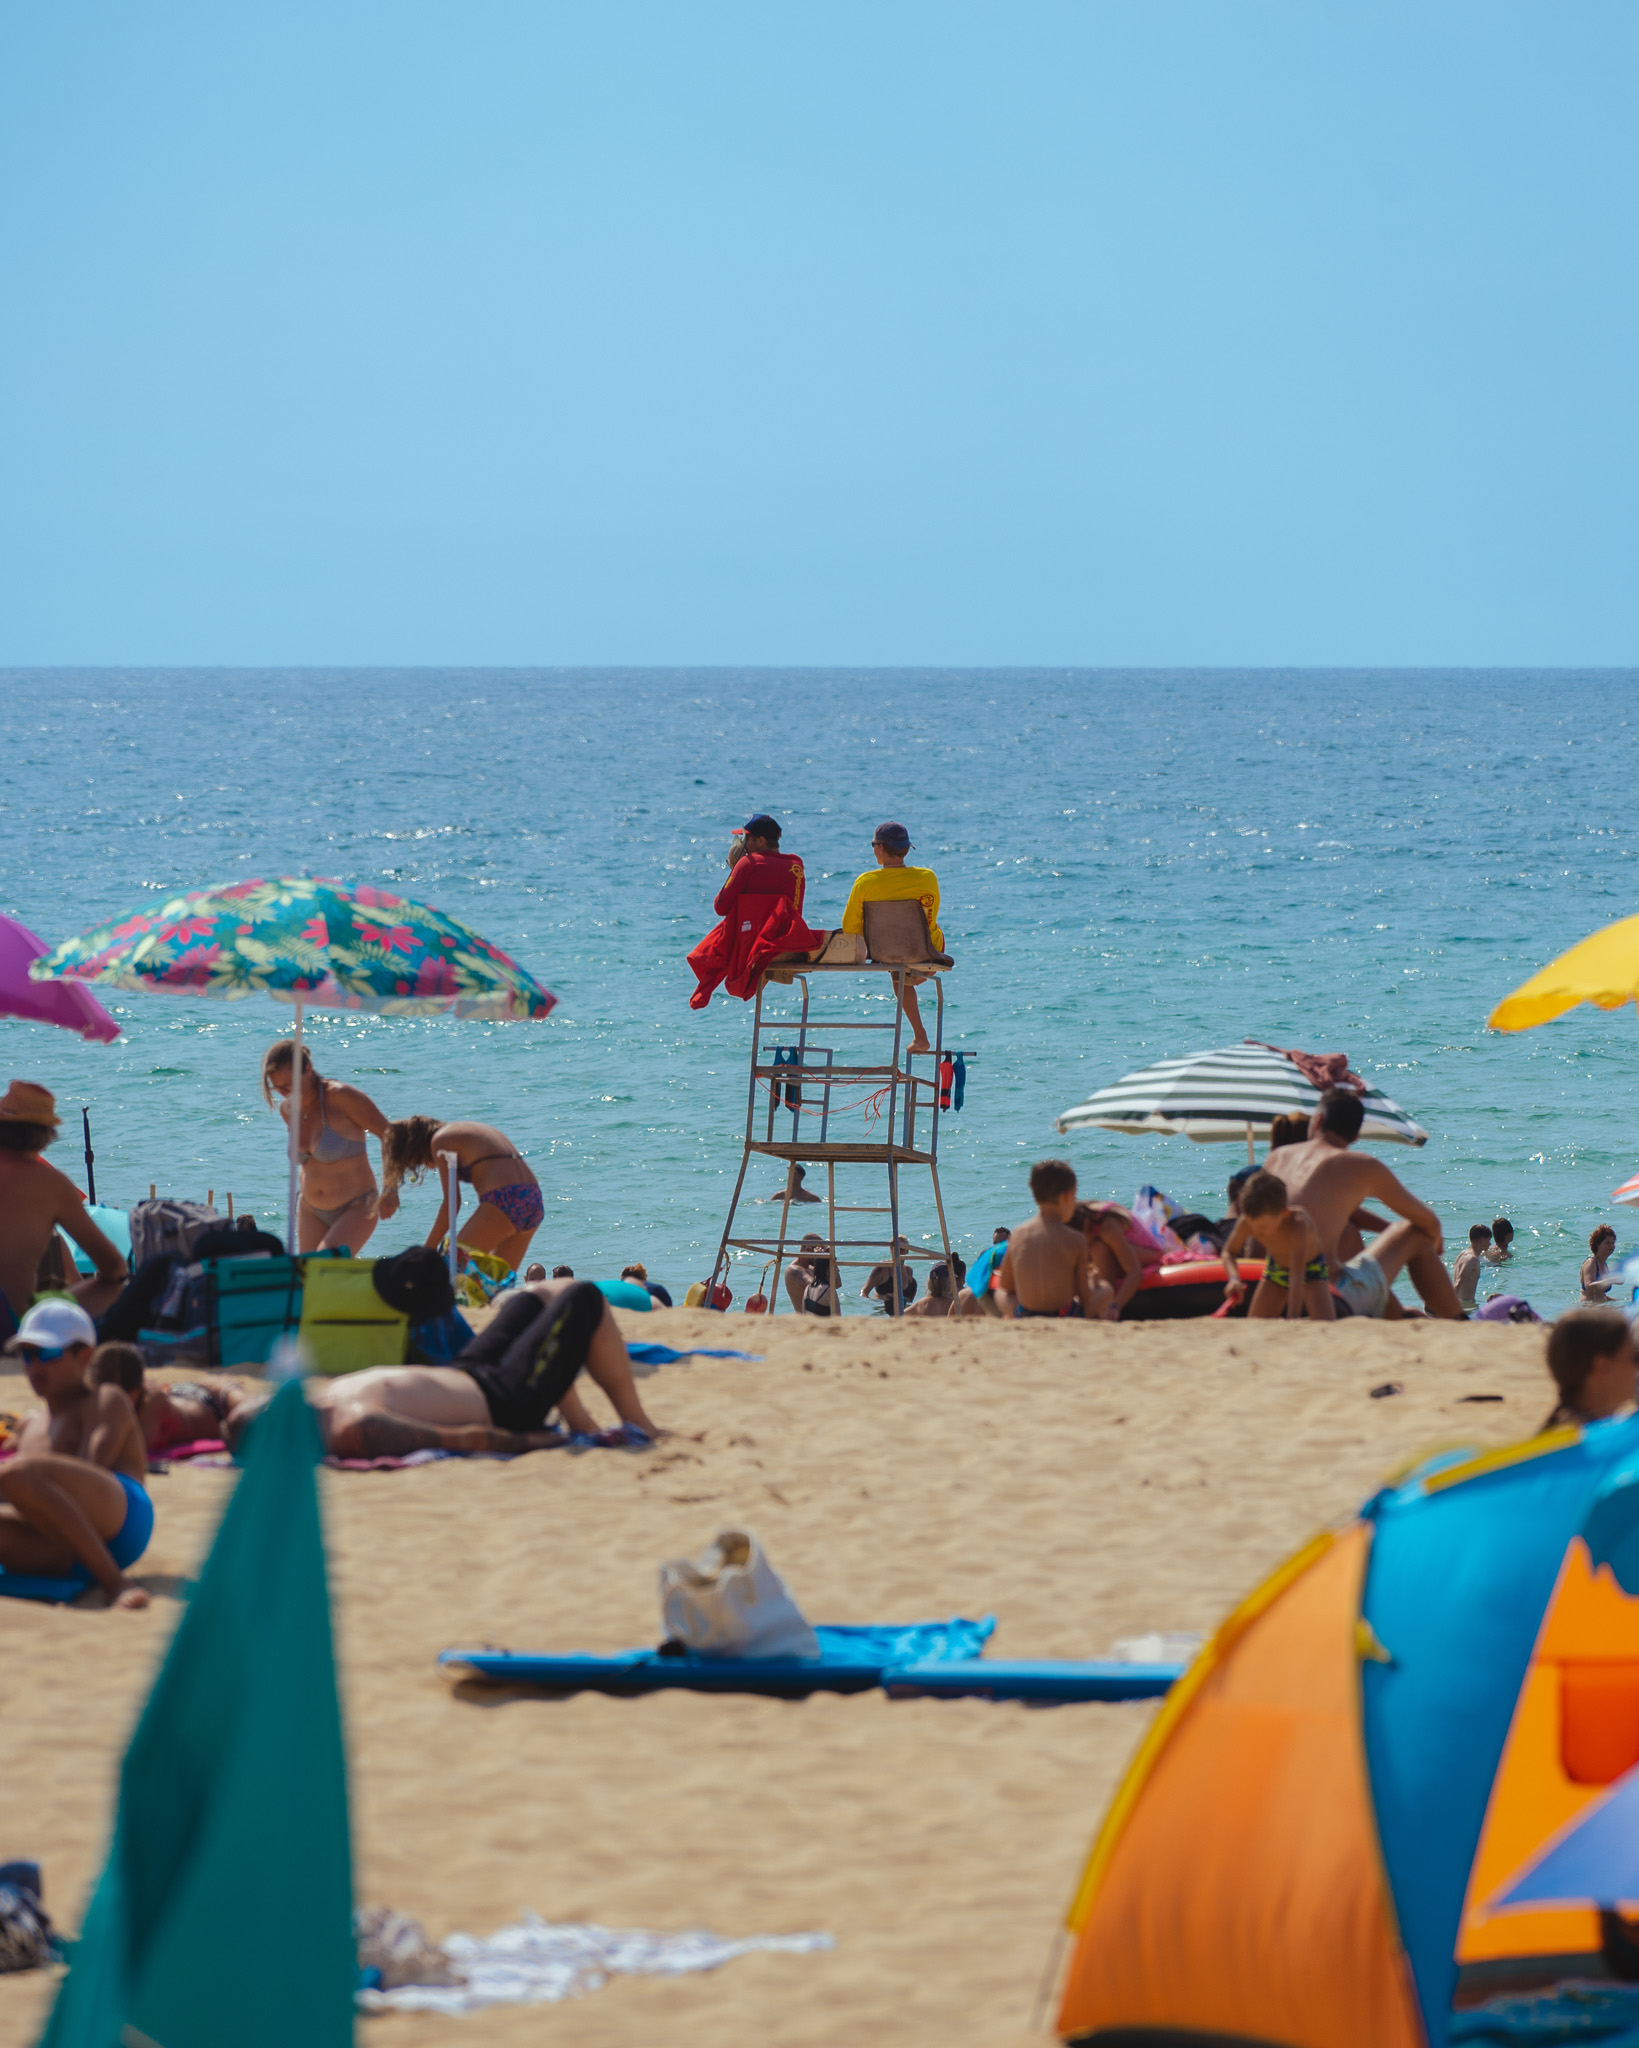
[687,813,827,1010]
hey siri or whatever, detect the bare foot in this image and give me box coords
[113,1583,150,1611]
[907,1038,932,1055]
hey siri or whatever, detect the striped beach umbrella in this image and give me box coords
[1055,1041,1427,1149]
[1612,1171,1639,1209]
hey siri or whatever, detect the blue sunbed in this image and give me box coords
[883,1658,1185,1703]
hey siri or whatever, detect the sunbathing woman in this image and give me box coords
[262,1041,392,1254]
[380,1117,545,1274]
[88,1343,247,1455]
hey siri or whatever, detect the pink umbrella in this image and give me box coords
[0,912,120,1043]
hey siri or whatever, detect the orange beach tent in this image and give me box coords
[1057,1417,1639,2048]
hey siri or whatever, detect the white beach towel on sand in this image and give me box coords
[356,1916,834,2013]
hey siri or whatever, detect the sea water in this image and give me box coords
[3,668,1636,1316]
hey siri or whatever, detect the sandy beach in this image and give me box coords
[0,1307,1550,2046]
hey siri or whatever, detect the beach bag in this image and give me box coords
[204,1249,348,1368]
[153,1258,213,1336]
[659,1528,819,1660]
[299,1258,409,1376]
[0,1864,54,1974]
[1476,1294,1543,1324]
[129,1198,221,1269]
[407,1307,474,1365]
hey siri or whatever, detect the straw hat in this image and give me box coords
[0,1080,59,1130]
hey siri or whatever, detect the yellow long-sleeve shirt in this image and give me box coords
[840,865,943,952]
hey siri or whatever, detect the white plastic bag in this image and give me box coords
[658,1528,820,1660]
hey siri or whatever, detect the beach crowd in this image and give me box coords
[0,810,1629,1612]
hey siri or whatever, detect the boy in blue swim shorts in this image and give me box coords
[1,1300,153,1609]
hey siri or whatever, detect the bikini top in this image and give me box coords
[297,1085,369,1166]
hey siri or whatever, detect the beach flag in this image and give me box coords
[41,1379,354,2048]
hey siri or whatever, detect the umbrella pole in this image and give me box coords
[82,1107,96,1207]
[441,1150,460,1288]
[1246,1121,1255,1165]
[287,998,304,1256]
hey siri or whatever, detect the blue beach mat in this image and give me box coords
[625,1344,764,1366]
[883,1658,1186,1703]
[440,1622,1188,1703]
[0,1566,89,1604]
[443,1619,994,1697]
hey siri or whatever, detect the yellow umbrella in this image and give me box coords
[1489,915,1639,1032]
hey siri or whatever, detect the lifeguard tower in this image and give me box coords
[706,905,958,1316]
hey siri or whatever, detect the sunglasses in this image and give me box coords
[14,1343,70,1364]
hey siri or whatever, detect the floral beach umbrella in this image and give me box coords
[31,877,556,1251]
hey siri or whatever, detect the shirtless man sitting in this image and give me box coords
[0,1080,128,1339]
[1268,1090,1461,1319]
[1,1300,153,1609]
[226,1277,662,1460]
[1219,1171,1335,1320]
[995,1161,1113,1321]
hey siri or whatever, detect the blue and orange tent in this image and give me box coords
[1057,1416,1639,2048]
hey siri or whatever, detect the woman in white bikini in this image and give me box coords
[261,1041,392,1254]
[380,1117,545,1275]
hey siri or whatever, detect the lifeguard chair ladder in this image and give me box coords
[706,956,955,1316]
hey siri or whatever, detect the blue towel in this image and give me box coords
[438,1626,1185,1704]
[885,1658,1185,1703]
[809,1619,993,1665]
[626,1343,765,1365]
[441,1616,995,1697]
[0,1566,89,1604]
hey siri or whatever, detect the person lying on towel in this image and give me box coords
[88,1343,250,1456]
[225,1278,662,1461]
[1,1300,153,1609]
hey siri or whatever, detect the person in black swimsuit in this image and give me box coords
[784,1234,838,1316]
[223,1279,661,1459]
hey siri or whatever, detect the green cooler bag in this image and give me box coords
[207,1255,305,1370]
[297,1258,408,1376]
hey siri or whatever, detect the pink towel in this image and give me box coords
[1248,1042,1366,1097]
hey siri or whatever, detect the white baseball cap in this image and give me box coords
[4,1298,97,1355]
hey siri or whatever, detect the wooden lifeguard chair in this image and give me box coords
[706,904,957,1316]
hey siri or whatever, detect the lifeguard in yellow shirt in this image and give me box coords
[840,821,943,1052]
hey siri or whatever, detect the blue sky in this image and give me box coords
[3,3,1636,665]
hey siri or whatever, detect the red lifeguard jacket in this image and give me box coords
[687,851,825,1009]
